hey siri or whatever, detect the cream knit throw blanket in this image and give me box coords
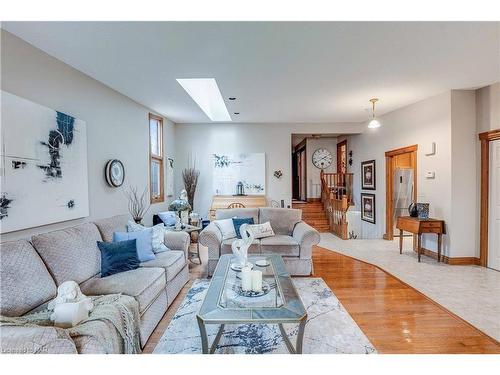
[0,294,141,354]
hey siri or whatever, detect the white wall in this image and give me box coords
[476,82,500,133]
[306,137,337,199]
[450,90,478,257]
[174,123,363,219]
[347,91,453,254]
[1,31,175,242]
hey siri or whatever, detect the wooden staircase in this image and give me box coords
[292,201,331,232]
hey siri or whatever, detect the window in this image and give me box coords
[149,114,164,203]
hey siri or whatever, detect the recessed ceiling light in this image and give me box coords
[229,97,236,101]
[176,78,231,122]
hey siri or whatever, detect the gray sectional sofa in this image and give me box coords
[0,214,190,353]
[199,207,320,277]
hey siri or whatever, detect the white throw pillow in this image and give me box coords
[214,218,237,240]
[249,221,275,239]
[127,221,169,254]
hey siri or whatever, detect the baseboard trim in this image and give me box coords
[416,247,480,265]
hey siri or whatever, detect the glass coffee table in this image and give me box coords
[196,254,307,354]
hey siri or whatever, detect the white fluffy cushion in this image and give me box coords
[249,221,275,239]
[214,218,237,240]
[127,221,169,254]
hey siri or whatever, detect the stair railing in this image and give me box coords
[320,171,353,239]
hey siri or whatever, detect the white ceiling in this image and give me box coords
[3,22,499,124]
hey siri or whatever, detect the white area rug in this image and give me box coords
[153,278,376,354]
[319,233,500,342]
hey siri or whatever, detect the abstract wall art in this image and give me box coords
[0,91,89,233]
[212,153,265,196]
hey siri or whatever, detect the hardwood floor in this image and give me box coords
[142,244,500,354]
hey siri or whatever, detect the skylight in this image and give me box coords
[176,78,232,122]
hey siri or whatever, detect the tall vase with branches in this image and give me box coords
[124,185,150,224]
[182,156,200,211]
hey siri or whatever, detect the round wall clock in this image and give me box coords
[312,148,333,169]
[105,159,125,187]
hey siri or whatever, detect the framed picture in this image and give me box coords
[361,193,376,224]
[166,157,174,197]
[361,159,376,190]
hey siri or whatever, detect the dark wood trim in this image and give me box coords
[384,145,418,240]
[385,144,418,157]
[294,138,307,152]
[478,128,500,267]
[480,139,489,267]
[149,113,165,204]
[479,129,500,141]
[415,247,480,265]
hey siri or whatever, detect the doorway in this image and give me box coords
[292,139,307,201]
[384,145,418,240]
[479,129,500,269]
[488,139,500,270]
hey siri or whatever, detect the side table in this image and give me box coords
[396,216,446,262]
[164,224,202,265]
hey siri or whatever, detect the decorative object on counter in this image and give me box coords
[271,200,280,207]
[166,157,174,197]
[168,189,192,224]
[348,230,358,239]
[124,185,150,224]
[417,203,430,219]
[361,193,376,224]
[361,160,376,190]
[189,212,200,226]
[231,223,255,267]
[105,159,125,187]
[48,281,94,328]
[408,202,419,217]
[348,150,353,166]
[241,266,252,292]
[235,181,245,196]
[273,170,283,179]
[182,157,200,210]
[251,270,263,292]
[255,259,270,267]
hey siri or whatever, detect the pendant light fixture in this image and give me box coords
[368,98,381,128]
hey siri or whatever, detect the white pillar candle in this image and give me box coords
[251,270,263,292]
[241,266,252,292]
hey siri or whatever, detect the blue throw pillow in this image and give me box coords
[158,211,177,226]
[232,217,255,239]
[113,228,155,262]
[97,239,140,277]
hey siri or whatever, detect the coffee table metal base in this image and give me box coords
[197,316,307,354]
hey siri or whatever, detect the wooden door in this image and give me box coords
[488,139,500,270]
[384,145,418,240]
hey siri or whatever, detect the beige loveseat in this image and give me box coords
[0,215,190,353]
[199,207,320,277]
